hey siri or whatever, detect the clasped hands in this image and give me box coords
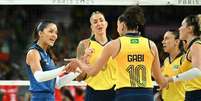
[63,48,94,73]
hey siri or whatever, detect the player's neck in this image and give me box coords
[125,30,139,34]
[95,34,108,45]
[37,41,48,51]
[169,49,180,62]
[186,35,198,46]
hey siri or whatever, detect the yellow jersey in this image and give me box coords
[178,39,201,91]
[115,35,154,89]
[85,39,116,90]
[162,54,185,101]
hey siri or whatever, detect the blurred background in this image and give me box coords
[0,5,200,101]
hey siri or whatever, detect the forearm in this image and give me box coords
[154,73,165,86]
[81,64,98,76]
[34,66,65,82]
[152,66,165,86]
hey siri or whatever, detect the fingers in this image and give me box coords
[75,72,87,81]
[75,68,82,73]
[167,77,173,83]
[85,48,94,54]
[84,48,94,57]
[64,65,74,73]
[80,48,94,64]
[64,62,79,73]
[80,56,89,64]
[158,77,170,90]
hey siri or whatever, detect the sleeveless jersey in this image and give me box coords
[85,39,116,90]
[162,54,185,101]
[26,43,56,93]
[115,34,154,89]
[181,39,201,91]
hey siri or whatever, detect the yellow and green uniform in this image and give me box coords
[162,54,185,101]
[177,39,201,92]
[115,35,154,89]
[85,38,116,90]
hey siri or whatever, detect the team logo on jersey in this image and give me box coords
[172,65,179,71]
[130,39,139,44]
[44,59,49,65]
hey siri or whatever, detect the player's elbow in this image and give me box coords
[34,71,45,82]
[35,78,44,82]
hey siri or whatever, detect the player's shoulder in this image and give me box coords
[27,49,40,57]
[80,39,90,44]
[79,39,91,47]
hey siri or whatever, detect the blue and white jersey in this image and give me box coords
[26,43,56,94]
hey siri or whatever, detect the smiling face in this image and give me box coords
[39,23,58,47]
[162,31,179,53]
[90,13,108,36]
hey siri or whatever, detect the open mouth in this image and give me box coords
[163,44,166,48]
[97,27,103,31]
[50,38,56,43]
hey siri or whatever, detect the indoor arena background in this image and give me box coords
[0,3,201,101]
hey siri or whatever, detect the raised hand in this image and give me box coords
[81,48,94,64]
[75,72,87,81]
[64,58,92,74]
[64,59,80,73]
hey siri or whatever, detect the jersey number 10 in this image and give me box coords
[126,64,146,87]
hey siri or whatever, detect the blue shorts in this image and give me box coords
[85,85,116,101]
[31,92,55,101]
[185,90,201,101]
[115,87,153,101]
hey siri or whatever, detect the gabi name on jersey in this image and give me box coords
[128,54,144,62]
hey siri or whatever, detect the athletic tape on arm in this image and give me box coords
[173,67,201,82]
[34,66,65,82]
[56,72,80,88]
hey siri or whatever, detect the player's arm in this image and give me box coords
[161,66,165,72]
[26,49,66,82]
[74,39,116,76]
[75,40,90,80]
[149,40,167,88]
[26,49,42,74]
[77,40,90,59]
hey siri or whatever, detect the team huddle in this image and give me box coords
[25,6,201,101]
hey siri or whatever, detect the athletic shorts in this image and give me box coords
[115,87,153,101]
[185,90,201,101]
[85,85,116,101]
[31,92,55,101]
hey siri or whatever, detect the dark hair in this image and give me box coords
[118,6,145,31]
[90,11,105,23]
[33,20,57,41]
[168,29,185,53]
[167,29,179,39]
[184,15,201,36]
